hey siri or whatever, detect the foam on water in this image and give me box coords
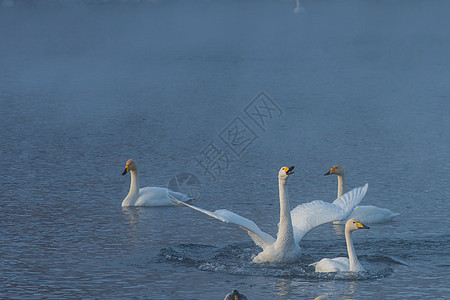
[160,241,397,280]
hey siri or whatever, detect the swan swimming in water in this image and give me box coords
[170,166,369,263]
[121,159,191,207]
[325,164,399,224]
[311,218,370,272]
[224,290,247,300]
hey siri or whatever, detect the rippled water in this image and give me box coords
[1,1,449,299]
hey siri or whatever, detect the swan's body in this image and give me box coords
[170,166,369,264]
[336,205,398,224]
[325,165,399,224]
[122,159,190,207]
[311,218,370,272]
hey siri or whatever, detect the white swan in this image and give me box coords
[325,165,399,224]
[311,218,370,272]
[170,166,369,263]
[121,159,191,207]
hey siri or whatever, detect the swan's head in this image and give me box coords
[346,218,370,232]
[225,290,247,300]
[278,166,294,180]
[324,164,344,176]
[122,159,137,175]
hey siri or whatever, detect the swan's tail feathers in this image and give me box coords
[332,183,369,219]
[168,192,187,206]
[185,197,195,204]
[343,205,400,224]
[383,210,400,220]
[168,194,275,249]
[180,193,195,203]
[290,184,368,244]
[168,191,193,204]
[391,212,400,218]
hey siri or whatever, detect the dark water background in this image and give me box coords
[1,1,449,299]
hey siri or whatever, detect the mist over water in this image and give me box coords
[1,1,449,299]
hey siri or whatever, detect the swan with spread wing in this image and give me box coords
[170,166,368,263]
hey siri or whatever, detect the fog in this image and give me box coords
[1,0,449,169]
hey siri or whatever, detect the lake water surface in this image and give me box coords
[1,1,449,299]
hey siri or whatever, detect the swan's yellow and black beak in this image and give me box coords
[356,221,370,229]
[122,165,130,176]
[324,167,336,176]
[284,166,295,175]
[230,290,244,300]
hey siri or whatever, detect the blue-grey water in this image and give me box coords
[1,1,449,299]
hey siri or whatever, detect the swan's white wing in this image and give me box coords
[331,183,369,215]
[291,183,368,243]
[212,209,276,249]
[169,195,275,249]
[311,257,350,273]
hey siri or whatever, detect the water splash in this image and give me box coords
[160,241,395,280]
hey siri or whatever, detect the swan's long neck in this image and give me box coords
[275,178,295,247]
[345,228,365,272]
[123,170,139,206]
[337,173,345,198]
